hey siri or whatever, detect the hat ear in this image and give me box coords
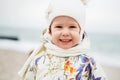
[81,0,89,5]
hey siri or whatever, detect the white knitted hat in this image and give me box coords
[46,0,86,40]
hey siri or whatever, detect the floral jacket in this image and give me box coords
[23,53,107,80]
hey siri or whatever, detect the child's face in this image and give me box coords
[49,16,80,49]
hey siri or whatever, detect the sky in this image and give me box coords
[0,0,120,34]
[86,0,120,33]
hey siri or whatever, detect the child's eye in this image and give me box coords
[69,26,77,28]
[55,26,62,28]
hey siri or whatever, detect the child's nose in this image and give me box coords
[62,28,70,36]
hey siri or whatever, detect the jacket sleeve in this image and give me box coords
[89,57,108,80]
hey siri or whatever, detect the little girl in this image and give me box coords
[18,0,107,80]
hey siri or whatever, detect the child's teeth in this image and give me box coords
[62,39,70,41]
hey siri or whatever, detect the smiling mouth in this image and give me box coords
[59,39,72,42]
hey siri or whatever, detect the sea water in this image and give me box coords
[88,33,120,67]
[89,33,120,56]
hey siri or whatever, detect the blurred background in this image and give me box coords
[0,0,120,80]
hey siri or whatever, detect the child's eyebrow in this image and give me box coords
[69,26,77,28]
[55,26,62,28]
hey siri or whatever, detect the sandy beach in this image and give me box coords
[0,49,120,80]
[0,49,28,80]
[101,64,120,80]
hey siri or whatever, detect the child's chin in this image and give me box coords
[60,46,72,49]
[61,44,79,49]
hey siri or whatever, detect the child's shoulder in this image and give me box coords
[33,52,46,65]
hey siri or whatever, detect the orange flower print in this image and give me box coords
[70,67,76,75]
[64,60,71,71]
[64,60,76,75]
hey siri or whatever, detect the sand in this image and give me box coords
[101,64,120,80]
[0,49,120,80]
[0,49,28,80]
